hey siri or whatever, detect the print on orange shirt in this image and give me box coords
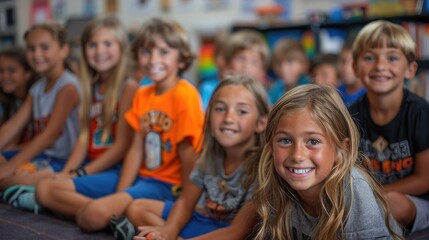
[140,110,173,170]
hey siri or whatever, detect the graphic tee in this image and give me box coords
[190,158,253,221]
[349,89,429,200]
[125,80,204,186]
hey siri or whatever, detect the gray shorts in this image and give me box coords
[408,195,429,233]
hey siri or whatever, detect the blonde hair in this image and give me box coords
[196,74,269,189]
[352,20,416,63]
[253,84,402,240]
[223,30,270,70]
[78,15,130,145]
[131,18,194,75]
[272,38,308,65]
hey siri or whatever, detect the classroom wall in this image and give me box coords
[14,0,367,82]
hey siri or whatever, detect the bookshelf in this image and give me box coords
[232,14,429,59]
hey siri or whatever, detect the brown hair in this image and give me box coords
[0,47,37,124]
[131,18,195,75]
[24,21,67,47]
[197,74,269,189]
[272,38,308,64]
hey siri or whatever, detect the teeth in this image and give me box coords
[288,168,312,174]
[372,76,388,80]
[150,65,163,73]
[221,129,236,134]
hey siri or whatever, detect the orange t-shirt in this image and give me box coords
[125,80,204,186]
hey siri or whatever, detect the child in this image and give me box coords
[73,17,204,233]
[337,38,365,106]
[253,84,402,239]
[3,15,138,215]
[349,20,429,234]
[198,30,229,110]
[311,53,339,86]
[222,29,270,89]
[116,74,269,240]
[0,47,37,148]
[268,38,310,104]
[0,22,80,190]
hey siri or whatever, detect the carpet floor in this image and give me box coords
[0,201,428,239]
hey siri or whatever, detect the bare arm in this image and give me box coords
[0,95,33,149]
[59,140,87,175]
[136,138,200,239]
[384,148,429,196]
[83,80,137,174]
[161,138,200,235]
[190,202,258,240]
[178,138,197,195]
[0,85,79,179]
[115,132,143,192]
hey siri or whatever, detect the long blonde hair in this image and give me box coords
[253,84,402,240]
[78,15,130,145]
[196,74,269,189]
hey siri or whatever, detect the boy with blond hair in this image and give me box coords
[349,20,429,234]
[268,38,310,104]
[222,29,270,89]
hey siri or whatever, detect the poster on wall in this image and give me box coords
[242,0,290,20]
[52,0,66,22]
[175,0,198,12]
[30,0,52,25]
[242,0,257,13]
[275,0,291,20]
[205,0,229,11]
[84,0,97,17]
[105,0,118,13]
[127,0,157,14]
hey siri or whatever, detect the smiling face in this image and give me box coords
[25,29,67,76]
[85,27,121,76]
[210,84,265,152]
[138,35,182,93]
[0,56,30,97]
[272,108,335,199]
[354,46,416,96]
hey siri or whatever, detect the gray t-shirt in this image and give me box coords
[190,159,252,221]
[30,70,80,160]
[292,168,402,240]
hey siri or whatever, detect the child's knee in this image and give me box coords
[76,202,111,232]
[386,192,416,224]
[35,179,52,205]
[126,200,146,220]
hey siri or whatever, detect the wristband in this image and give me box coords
[70,167,87,177]
[75,167,87,177]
